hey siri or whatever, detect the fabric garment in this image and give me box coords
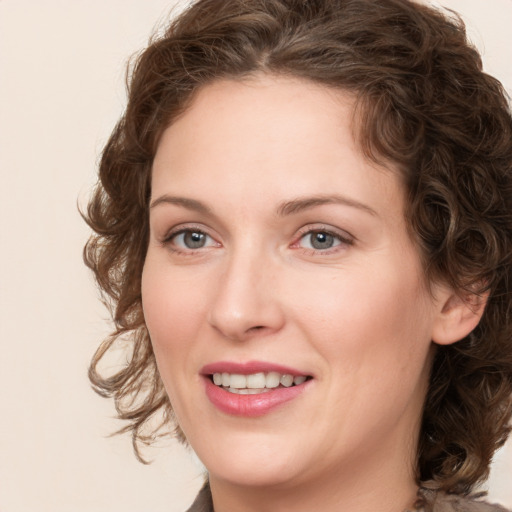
[416,483,511,512]
[186,482,213,512]
[185,481,511,512]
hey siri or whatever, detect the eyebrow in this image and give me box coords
[150,195,212,215]
[277,194,378,217]
[149,193,377,217]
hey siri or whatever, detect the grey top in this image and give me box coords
[185,481,510,512]
[416,483,510,512]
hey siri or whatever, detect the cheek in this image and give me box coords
[293,264,434,430]
[141,257,207,374]
[140,258,214,433]
[286,258,433,371]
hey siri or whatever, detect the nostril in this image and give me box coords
[247,325,266,334]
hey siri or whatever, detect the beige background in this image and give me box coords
[0,1,511,511]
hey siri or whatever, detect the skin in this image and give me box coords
[142,75,483,512]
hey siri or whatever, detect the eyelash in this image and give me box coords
[162,225,218,255]
[293,226,354,255]
[161,225,354,256]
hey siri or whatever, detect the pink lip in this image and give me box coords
[201,361,312,417]
[201,360,308,376]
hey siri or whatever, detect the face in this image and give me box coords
[142,75,442,492]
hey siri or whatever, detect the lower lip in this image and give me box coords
[203,377,310,417]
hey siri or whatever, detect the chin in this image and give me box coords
[209,460,300,489]
[192,433,304,488]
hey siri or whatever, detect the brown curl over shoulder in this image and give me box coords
[83,0,512,494]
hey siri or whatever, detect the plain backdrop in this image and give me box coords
[0,1,511,511]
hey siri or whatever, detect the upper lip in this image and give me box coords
[201,360,311,377]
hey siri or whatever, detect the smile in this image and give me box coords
[201,362,313,416]
[212,372,308,394]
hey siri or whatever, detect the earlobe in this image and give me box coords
[431,287,489,346]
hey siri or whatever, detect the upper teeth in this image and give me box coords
[212,372,307,389]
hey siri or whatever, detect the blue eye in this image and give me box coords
[299,230,348,251]
[170,229,215,249]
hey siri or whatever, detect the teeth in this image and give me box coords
[247,372,266,389]
[280,374,294,387]
[212,371,309,390]
[228,387,270,395]
[229,374,247,388]
[266,371,281,388]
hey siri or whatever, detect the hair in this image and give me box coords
[83,0,512,495]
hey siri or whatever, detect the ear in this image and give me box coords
[431,285,489,346]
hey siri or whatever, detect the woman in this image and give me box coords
[83,0,512,510]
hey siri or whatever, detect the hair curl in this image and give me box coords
[83,0,512,494]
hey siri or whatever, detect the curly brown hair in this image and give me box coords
[83,0,512,494]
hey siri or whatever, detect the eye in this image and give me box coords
[296,228,353,252]
[166,229,217,250]
[300,230,340,250]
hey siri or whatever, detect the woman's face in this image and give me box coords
[142,75,444,491]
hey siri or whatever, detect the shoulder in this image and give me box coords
[185,481,213,512]
[184,480,511,512]
[419,483,511,512]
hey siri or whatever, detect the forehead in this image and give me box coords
[151,74,404,221]
[158,75,358,158]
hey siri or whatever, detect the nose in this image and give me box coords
[207,248,285,342]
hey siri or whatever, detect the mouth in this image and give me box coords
[201,362,313,416]
[210,371,310,394]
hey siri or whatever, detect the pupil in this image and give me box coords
[311,231,333,250]
[184,231,205,248]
